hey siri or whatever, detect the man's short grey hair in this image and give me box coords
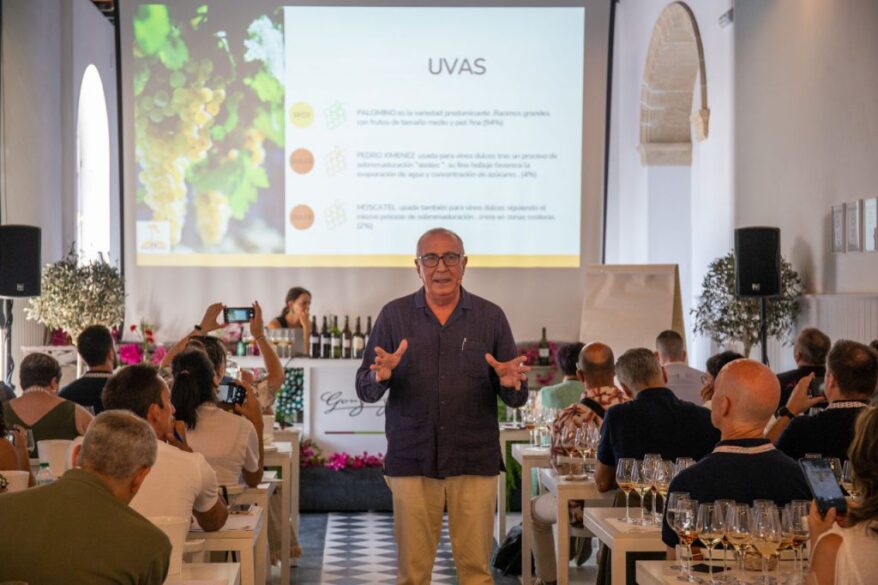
[78,410,157,481]
[416,227,465,256]
[655,330,685,361]
[616,348,663,389]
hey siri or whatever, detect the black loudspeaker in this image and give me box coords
[0,225,41,297]
[735,227,780,297]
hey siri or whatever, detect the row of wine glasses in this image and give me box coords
[668,495,810,585]
[616,456,694,524]
[552,423,601,480]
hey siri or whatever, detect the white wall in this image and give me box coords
[605,0,735,367]
[735,0,878,296]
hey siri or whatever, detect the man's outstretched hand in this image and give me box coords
[485,354,530,390]
[371,340,409,382]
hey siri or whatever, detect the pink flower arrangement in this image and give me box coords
[118,320,166,366]
[299,439,384,471]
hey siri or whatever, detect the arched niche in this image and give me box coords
[76,64,111,262]
[638,2,709,166]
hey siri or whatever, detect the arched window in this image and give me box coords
[76,65,111,262]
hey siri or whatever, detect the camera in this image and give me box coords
[223,307,255,323]
[218,381,246,409]
[808,375,826,398]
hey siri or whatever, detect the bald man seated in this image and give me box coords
[661,359,811,555]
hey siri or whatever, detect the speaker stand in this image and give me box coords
[0,298,14,387]
[759,297,769,366]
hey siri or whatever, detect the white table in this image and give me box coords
[164,562,241,585]
[512,443,551,585]
[190,505,267,585]
[496,425,531,540]
[263,436,299,585]
[636,560,799,585]
[583,508,666,585]
[541,472,615,585]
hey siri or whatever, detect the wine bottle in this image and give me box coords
[309,315,320,359]
[320,316,331,359]
[352,316,365,359]
[365,315,372,348]
[341,316,352,359]
[538,327,550,366]
[331,316,342,359]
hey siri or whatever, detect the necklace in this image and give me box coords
[23,387,56,396]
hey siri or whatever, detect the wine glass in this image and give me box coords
[634,460,653,525]
[616,458,637,523]
[654,461,674,522]
[666,492,690,570]
[675,457,695,476]
[25,428,35,454]
[696,503,724,584]
[841,460,860,500]
[788,500,810,575]
[825,457,843,484]
[673,499,701,582]
[724,504,751,580]
[714,499,735,577]
[572,426,590,480]
[749,503,781,585]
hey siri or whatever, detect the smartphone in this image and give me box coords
[800,458,847,515]
[223,306,255,324]
[229,503,253,514]
[808,376,826,398]
[217,381,246,410]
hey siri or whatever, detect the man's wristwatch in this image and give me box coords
[776,406,795,419]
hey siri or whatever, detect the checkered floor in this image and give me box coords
[320,512,460,584]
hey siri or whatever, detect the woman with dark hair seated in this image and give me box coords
[698,350,744,408]
[170,348,265,488]
[809,406,878,585]
[267,287,311,356]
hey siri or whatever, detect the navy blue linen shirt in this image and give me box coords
[662,438,812,547]
[355,287,527,478]
[597,387,720,466]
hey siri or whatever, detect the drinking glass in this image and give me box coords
[841,460,860,499]
[788,500,810,575]
[572,426,589,480]
[25,429,35,453]
[825,457,843,484]
[675,457,695,476]
[673,499,702,582]
[697,503,724,584]
[724,504,751,581]
[666,492,690,570]
[654,461,674,521]
[749,504,781,585]
[616,458,637,523]
[634,460,653,525]
[714,499,735,577]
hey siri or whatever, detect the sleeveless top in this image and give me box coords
[814,520,878,585]
[2,400,79,458]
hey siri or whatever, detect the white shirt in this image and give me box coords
[187,403,260,486]
[815,521,878,585]
[664,362,707,405]
[130,440,219,519]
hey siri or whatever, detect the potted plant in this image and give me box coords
[691,251,803,357]
[25,247,125,342]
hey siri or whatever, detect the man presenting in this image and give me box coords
[356,228,529,585]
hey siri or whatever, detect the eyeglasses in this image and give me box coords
[417,252,462,267]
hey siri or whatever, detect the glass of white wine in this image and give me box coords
[616,458,637,523]
[749,504,781,585]
[696,503,724,584]
[673,499,702,583]
[841,460,860,500]
[714,499,735,578]
[633,460,653,525]
[665,491,690,570]
[788,500,810,575]
[724,504,751,581]
[654,461,674,522]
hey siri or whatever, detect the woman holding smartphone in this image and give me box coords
[808,406,878,585]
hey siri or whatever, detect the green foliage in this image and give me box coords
[25,247,126,341]
[189,154,268,220]
[133,5,189,70]
[253,104,284,146]
[211,92,243,141]
[691,251,803,356]
[244,70,283,103]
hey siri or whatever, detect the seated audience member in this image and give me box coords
[698,351,744,408]
[1,353,92,456]
[0,418,32,485]
[809,406,878,585]
[775,327,831,409]
[655,330,705,404]
[0,411,171,584]
[60,324,116,414]
[531,342,630,583]
[595,348,720,493]
[0,382,13,402]
[769,340,877,461]
[102,364,228,531]
[170,348,264,487]
[539,342,585,409]
[162,302,283,410]
[662,359,811,554]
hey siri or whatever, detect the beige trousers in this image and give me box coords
[385,475,497,585]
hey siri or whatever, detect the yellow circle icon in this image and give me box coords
[289,102,314,128]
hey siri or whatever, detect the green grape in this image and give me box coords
[169,70,186,89]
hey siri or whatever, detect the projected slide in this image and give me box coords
[132,4,584,267]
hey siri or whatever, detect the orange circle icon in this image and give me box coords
[289,204,315,230]
[289,148,315,174]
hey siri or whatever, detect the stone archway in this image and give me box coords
[638,2,709,166]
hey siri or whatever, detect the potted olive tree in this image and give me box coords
[691,251,803,357]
